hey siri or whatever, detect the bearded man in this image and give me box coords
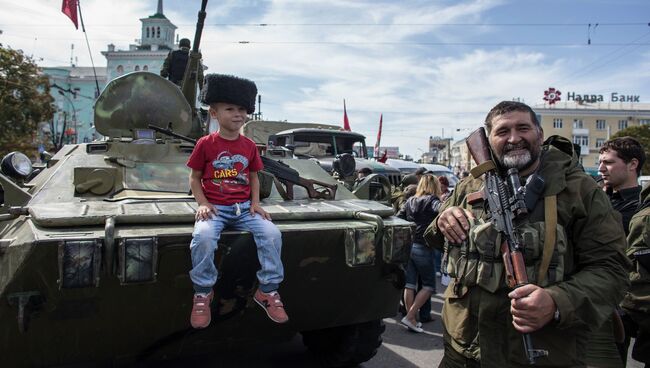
[424,100,630,367]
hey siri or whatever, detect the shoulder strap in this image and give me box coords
[537,195,557,285]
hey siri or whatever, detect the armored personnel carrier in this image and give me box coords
[0,2,412,367]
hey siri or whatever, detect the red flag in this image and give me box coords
[374,113,382,158]
[378,150,388,163]
[62,0,79,29]
[343,99,351,131]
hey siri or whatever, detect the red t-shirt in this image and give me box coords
[186,132,263,205]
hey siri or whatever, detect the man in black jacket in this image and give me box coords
[598,136,646,234]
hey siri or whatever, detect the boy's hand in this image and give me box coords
[196,203,216,221]
[250,202,272,220]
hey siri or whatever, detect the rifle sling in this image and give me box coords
[470,161,496,179]
[537,195,557,285]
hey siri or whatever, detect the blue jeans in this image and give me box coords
[189,200,283,294]
[404,243,436,291]
[433,248,442,274]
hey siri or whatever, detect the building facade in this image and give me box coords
[449,139,474,176]
[426,136,452,165]
[533,102,650,175]
[42,66,107,144]
[101,0,177,83]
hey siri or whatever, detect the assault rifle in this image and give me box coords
[466,127,549,364]
[261,156,337,200]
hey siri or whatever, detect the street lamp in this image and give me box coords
[57,90,78,144]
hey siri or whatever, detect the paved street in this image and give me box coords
[151,276,645,368]
[155,282,448,368]
[361,294,445,368]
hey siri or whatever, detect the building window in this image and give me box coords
[143,65,148,71]
[157,27,160,38]
[573,119,583,129]
[618,120,628,130]
[640,119,650,126]
[553,118,563,129]
[596,120,606,130]
[116,65,124,74]
[146,28,150,38]
[596,138,605,148]
[573,135,588,147]
[134,65,140,71]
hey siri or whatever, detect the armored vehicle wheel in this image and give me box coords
[301,320,385,367]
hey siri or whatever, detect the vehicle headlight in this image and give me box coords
[118,237,158,283]
[383,226,413,264]
[58,240,102,289]
[1,151,33,179]
[344,228,376,267]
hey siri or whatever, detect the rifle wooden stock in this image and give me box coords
[261,157,337,200]
[501,241,529,289]
[284,176,337,200]
[466,128,493,166]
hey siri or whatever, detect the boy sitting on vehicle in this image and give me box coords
[187,74,288,329]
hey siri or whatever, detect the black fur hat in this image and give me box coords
[200,74,257,114]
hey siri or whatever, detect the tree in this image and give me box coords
[611,124,650,175]
[0,43,54,159]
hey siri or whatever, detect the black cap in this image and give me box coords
[179,38,191,48]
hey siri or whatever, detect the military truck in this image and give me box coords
[0,2,412,367]
[244,120,401,203]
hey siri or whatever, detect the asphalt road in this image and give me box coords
[150,277,644,368]
[152,282,447,368]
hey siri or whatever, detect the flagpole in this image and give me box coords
[77,0,101,98]
[374,113,382,159]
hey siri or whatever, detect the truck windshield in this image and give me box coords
[291,134,366,158]
[293,135,334,158]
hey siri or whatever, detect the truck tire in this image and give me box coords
[301,320,385,367]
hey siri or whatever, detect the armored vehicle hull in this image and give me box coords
[0,72,411,367]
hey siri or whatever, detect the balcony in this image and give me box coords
[572,128,589,135]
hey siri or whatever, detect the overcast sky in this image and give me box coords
[1,0,649,159]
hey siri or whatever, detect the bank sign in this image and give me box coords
[543,87,641,104]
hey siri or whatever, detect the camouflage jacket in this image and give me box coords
[424,136,630,366]
[621,184,650,314]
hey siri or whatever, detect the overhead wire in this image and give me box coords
[553,30,650,87]
[2,21,647,27]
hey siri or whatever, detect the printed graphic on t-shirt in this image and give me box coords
[210,151,249,191]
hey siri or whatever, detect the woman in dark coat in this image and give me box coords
[397,174,442,332]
